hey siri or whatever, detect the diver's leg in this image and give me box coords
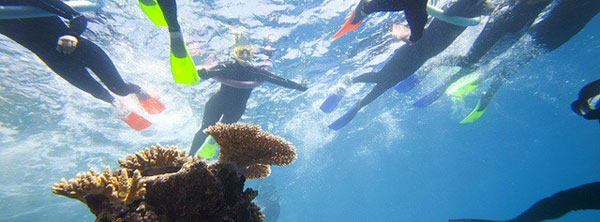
[39,49,115,103]
[220,91,251,123]
[156,0,180,32]
[508,182,600,222]
[73,38,141,97]
[352,71,380,84]
[190,93,224,156]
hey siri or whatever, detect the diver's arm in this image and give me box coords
[249,67,307,92]
[21,0,88,36]
[198,64,235,79]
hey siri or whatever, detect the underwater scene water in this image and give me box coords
[1,0,600,221]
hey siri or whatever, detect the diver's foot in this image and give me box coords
[139,0,156,6]
[170,32,188,58]
[136,90,166,114]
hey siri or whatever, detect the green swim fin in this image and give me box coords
[460,100,487,124]
[447,71,482,97]
[170,33,200,85]
[138,0,167,27]
[198,136,218,159]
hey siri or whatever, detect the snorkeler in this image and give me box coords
[322,0,490,130]
[189,34,308,157]
[571,79,600,123]
[450,181,600,222]
[0,0,165,131]
[411,0,553,110]
[138,0,199,85]
[332,0,428,42]
[450,0,600,123]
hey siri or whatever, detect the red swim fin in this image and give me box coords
[331,9,363,39]
[121,111,153,131]
[139,95,166,114]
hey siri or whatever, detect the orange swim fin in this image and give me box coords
[121,111,153,131]
[139,95,166,114]
[331,8,363,39]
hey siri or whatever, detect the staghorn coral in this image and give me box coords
[204,123,297,179]
[51,167,145,215]
[118,145,189,176]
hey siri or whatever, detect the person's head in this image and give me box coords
[232,45,254,66]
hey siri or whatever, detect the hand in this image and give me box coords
[56,35,78,54]
[197,68,209,79]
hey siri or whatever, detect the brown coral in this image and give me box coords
[118,144,189,176]
[52,145,271,222]
[204,122,297,179]
[51,167,146,211]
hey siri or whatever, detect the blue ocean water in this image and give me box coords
[0,0,599,221]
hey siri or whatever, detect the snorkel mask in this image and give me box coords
[572,94,600,119]
[230,31,254,66]
[232,45,254,66]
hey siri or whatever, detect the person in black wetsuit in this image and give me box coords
[572,79,600,123]
[189,44,308,156]
[451,0,600,123]
[332,0,428,42]
[0,0,162,130]
[325,0,491,130]
[0,0,148,104]
[450,182,600,222]
[411,0,554,109]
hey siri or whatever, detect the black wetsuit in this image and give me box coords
[0,0,141,103]
[450,182,600,222]
[190,62,307,155]
[358,0,428,42]
[352,0,490,109]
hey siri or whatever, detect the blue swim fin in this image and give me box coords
[394,74,421,93]
[320,93,343,113]
[328,105,359,130]
[414,84,444,108]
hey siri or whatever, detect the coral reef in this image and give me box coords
[118,144,189,176]
[204,123,297,179]
[52,123,296,222]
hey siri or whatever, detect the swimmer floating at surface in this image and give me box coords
[571,79,600,124]
[0,0,165,131]
[332,0,428,42]
[408,0,553,109]
[449,0,600,123]
[189,33,308,157]
[321,0,491,130]
[450,182,600,222]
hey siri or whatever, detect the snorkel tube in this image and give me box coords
[0,0,102,19]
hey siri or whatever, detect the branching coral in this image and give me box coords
[204,123,297,179]
[118,145,189,176]
[51,167,146,211]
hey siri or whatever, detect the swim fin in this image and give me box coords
[394,74,421,93]
[121,111,153,131]
[414,85,445,108]
[320,93,343,113]
[170,32,200,85]
[446,71,482,98]
[138,92,166,114]
[328,105,359,130]
[138,0,168,26]
[198,136,218,159]
[460,100,487,124]
[331,5,364,39]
